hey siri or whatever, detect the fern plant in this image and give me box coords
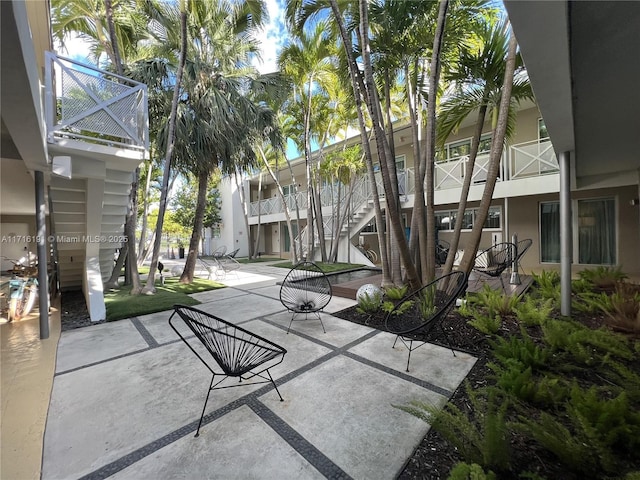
[447,462,497,480]
[531,270,560,305]
[598,282,640,332]
[513,296,554,326]
[356,291,382,315]
[490,329,550,371]
[397,385,511,472]
[475,285,520,317]
[578,265,628,290]
[468,312,502,335]
[384,285,408,301]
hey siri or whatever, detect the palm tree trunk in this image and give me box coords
[328,0,391,285]
[423,0,449,283]
[179,171,208,283]
[137,157,154,264]
[357,0,419,289]
[458,28,518,276]
[143,4,187,293]
[442,103,488,274]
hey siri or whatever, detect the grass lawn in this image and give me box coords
[105,277,224,321]
[271,261,366,273]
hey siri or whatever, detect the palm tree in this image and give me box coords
[143,0,188,292]
[278,22,335,262]
[438,19,533,274]
[457,26,519,277]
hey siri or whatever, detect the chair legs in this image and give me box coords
[286,311,326,334]
[195,375,216,437]
[195,370,284,438]
[392,330,457,372]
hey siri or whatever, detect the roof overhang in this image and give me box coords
[504,0,640,187]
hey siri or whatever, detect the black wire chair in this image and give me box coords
[436,239,450,266]
[169,305,287,437]
[515,238,533,273]
[472,242,516,292]
[279,261,332,333]
[384,271,467,372]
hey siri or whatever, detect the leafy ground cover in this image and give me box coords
[334,269,640,479]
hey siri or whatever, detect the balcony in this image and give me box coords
[44,52,148,152]
[248,139,558,218]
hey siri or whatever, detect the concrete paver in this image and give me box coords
[108,406,325,480]
[37,262,477,479]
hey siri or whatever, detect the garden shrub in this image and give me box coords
[513,296,554,326]
[468,312,502,335]
[597,282,640,332]
[490,329,550,371]
[475,285,520,317]
[447,462,496,480]
[384,285,408,301]
[531,271,560,305]
[578,265,628,290]
[356,291,382,315]
[399,385,511,473]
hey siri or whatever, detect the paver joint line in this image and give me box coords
[247,398,354,480]
[130,316,159,348]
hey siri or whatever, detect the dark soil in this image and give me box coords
[332,301,636,479]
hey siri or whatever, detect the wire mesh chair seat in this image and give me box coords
[436,239,450,266]
[213,256,241,280]
[384,271,467,372]
[515,238,533,273]
[279,261,332,333]
[472,242,516,292]
[169,305,287,437]
[212,245,227,259]
[199,257,217,280]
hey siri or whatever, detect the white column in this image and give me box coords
[84,178,106,321]
[559,151,572,316]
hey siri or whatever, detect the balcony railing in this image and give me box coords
[248,139,557,217]
[44,52,148,151]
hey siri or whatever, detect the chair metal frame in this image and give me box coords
[514,238,533,273]
[472,242,516,292]
[279,261,332,333]
[384,271,467,372]
[169,305,287,437]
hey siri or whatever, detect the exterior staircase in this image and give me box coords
[49,170,133,290]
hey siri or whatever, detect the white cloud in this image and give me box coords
[252,0,287,74]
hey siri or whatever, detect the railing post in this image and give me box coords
[510,233,520,285]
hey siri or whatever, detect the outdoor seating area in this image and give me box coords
[37,261,477,479]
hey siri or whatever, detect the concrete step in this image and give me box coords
[103,193,128,207]
[50,202,85,214]
[50,190,86,203]
[103,182,131,196]
[50,177,85,191]
[52,213,85,224]
[105,169,134,184]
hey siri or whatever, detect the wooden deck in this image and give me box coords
[331,270,534,300]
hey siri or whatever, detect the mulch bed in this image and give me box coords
[332,303,629,479]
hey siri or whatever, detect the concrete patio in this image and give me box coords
[9,262,478,479]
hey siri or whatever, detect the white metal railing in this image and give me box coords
[510,138,558,179]
[45,52,148,151]
[248,139,555,218]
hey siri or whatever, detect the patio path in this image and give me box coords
[42,263,477,479]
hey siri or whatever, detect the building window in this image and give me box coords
[539,198,616,265]
[435,206,501,231]
[540,202,560,263]
[438,134,492,162]
[578,198,616,265]
[538,118,548,140]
